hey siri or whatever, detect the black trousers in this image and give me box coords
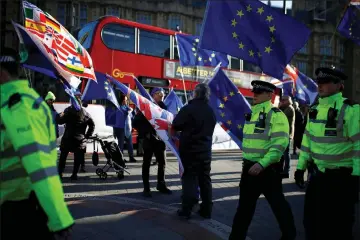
[0,192,53,239]
[303,168,357,240]
[229,161,296,240]
[142,137,166,191]
[181,156,212,214]
[58,149,85,176]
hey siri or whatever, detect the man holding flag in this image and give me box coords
[172,83,217,219]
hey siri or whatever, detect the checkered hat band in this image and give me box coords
[0,56,16,63]
[253,84,273,92]
[317,71,342,82]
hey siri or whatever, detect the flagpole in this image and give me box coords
[175,34,189,104]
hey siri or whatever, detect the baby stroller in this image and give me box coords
[88,134,130,180]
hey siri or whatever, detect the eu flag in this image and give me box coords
[199,0,311,79]
[208,68,251,149]
[176,34,229,67]
[337,1,360,46]
[82,72,120,109]
[294,70,318,105]
[164,90,184,115]
[59,79,81,110]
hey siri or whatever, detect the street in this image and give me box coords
[62,151,359,240]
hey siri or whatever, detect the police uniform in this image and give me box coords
[229,80,296,240]
[0,80,74,238]
[295,67,360,240]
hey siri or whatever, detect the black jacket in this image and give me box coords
[57,106,95,152]
[133,101,167,141]
[172,98,216,158]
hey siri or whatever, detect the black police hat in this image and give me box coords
[315,67,347,84]
[0,48,20,63]
[251,80,276,93]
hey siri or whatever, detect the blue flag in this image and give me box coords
[82,72,120,109]
[164,90,184,115]
[208,68,251,149]
[176,34,229,67]
[59,79,81,110]
[294,70,318,105]
[337,1,360,46]
[133,76,154,102]
[199,0,311,79]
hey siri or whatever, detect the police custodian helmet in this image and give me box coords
[251,80,277,93]
[315,66,347,84]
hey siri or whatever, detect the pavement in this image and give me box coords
[61,150,360,240]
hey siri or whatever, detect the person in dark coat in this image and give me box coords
[45,91,60,138]
[132,87,172,197]
[172,83,217,219]
[292,102,305,155]
[57,92,95,180]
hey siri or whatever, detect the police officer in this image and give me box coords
[229,80,296,240]
[0,48,74,239]
[295,67,360,240]
[133,87,172,197]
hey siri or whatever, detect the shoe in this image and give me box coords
[152,161,157,165]
[177,209,191,219]
[156,184,172,194]
[143,190,152,197]
[70,175,78,180]
[281,173,290,179]
[80,166,86,173]
[197,208,211,219]
[129,157,137,163]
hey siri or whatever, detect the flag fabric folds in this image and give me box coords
[164,90,184,115]
[133,76,154,102]
[106,74,184,173]
[208,68,251,149]
[59,79,81,110]
[199,0,311,79]
[21,1,97,87]
[82,72,120,109]
[337,0,360,46]
[176,34,229,67]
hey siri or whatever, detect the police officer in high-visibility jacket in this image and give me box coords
[229,80,296,240]
[295,67,360,240]
[0,48,74,239]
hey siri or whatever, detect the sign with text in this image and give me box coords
[163,60,272,89]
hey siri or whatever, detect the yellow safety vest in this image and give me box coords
[242,100,290,168]
[297,92,360,176]
[0,80,74,231]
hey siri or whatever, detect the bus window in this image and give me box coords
[101,23,135,53]
[78,20,98,49]
[139,30,170,58]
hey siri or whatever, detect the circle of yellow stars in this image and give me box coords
[231,3,277,59]
[192,37,217,63]
[218,89,243,130]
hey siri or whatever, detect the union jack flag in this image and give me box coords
[106,74,184,175]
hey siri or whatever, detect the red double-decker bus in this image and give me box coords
[76,16,276,104]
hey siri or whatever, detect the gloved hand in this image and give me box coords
[294,169,306,189]
[53,226,72,240]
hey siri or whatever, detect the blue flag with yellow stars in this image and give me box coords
[176,33,229,67]
[82,71,120,109]
[208,68,251,149]
[199,0,311,79]
[337,0,360,46]
[164,89,184,115]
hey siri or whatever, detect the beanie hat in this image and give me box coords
[45,91,56,101]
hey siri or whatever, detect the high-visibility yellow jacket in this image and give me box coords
[242,100,290,168]
[297,92,360,176]
[0,80,74,231]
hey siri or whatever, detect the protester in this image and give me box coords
[172,83,217,219]
[45,91,60,138]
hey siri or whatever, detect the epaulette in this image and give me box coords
[343,99,359,106]
[8,93,21,108]
[271,107,282,113]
